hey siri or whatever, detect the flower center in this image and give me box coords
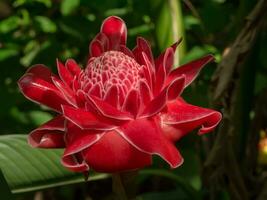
[81,51,142,100]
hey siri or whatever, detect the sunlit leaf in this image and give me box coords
[60,0,80,16]
[34,16,57,33]
[0,16,20,33]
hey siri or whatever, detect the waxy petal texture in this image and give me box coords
[162,98,222,140]
[18,65,70,112]
[19,16,221,174]
[83,130,152,172]
[28,115,65,148]
[118,118,183,168]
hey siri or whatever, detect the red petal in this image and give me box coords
[103,85,119,108]
[134,37,153,65]
[139,86,167,118]
[101,16,127,50]
[56,60,73,87]
[154,48,175,95]
[118,118,183,168]
[62,105,116,130]
[139,80,152,107]
[155,39,182,72]
[61,153,89,172]
[119,45,135,58]
[89,83,102,98]
[122,89,140,117]
[18,71,68,112]
[167,75,185,101]
[28,115,65,148]
[161,98,222,140]
[63,121,103,156]
[83,130,152,172]
[139,76,185,118]
[87,95,133,121]
[167,54,214,87]
[66,59,81,76]
[141,52,155,88]
[95,32,109,50]
[89,39,104,57]
[52,76,77,107]
[26,64,53,83]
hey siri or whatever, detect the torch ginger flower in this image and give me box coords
[18,16,222,173]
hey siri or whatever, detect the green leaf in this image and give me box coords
[60,0,80,16]
[0,49,18,62]
[139,169,200,200]
[34,16,57,33]
[0,16,20,33]
[0,135,108,193]
[0,170,14,200]
[155,0,185,65]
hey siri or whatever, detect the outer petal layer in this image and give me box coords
[161,98,222,140]
[167,54,214,87]
[18,65,69,112]
[118,118,183,168]
[83,130,152,172]
[28,115,65,148]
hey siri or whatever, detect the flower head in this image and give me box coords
[18,16,222,173]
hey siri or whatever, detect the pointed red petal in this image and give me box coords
[104,85,119,108]
[28,115,65,148]
[52,76,77,107]
[62,105,116,130]
[167,54,214,87]
[18,71,68,112]
[26,64,53,83]
[122,89,140,117]
[134,37,153,64]
[89,83,102,98]
[155,39,182,72]
[101,16,127,50]
[140,76,185,118]
[95,32,109,50]
[57,60,73,87]
[66,59,81,76]
[61,153,89,172]
[83,130,152,172]
[119,45,135,58]
[139,80,152,107]
[63,121,103,156]
[87,95,133,121]
[89,39,104,57]
[167,75,185,101]
[161,98,222,140]
[118,118,183,168]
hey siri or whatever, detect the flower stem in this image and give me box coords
[112,171,138,200]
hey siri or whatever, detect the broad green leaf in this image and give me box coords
[60,0,80,16]
[0,170,14,200]
[0,135,108,193]
[155,0,185,66]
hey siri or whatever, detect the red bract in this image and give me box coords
[18,16,222,173]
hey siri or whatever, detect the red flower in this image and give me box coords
[18,16,222,173]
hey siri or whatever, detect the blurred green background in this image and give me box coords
[0,0,267,200]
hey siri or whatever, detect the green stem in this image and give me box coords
[112,174,129,200]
